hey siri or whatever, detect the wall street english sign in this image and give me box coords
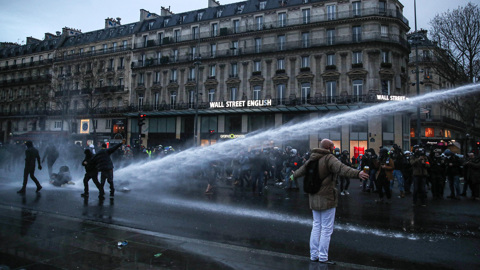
[209,99,273,108]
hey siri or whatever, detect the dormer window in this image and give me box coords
[217,9,223,17]
[237,4,245,13]
[259,1,267,10]
[164,18,170,27]
[148,21,154,30]
[197,12,204,21]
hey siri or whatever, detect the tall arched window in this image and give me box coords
[277,84,286,105]
[301,82,311,104]
[253,85,261,100]
[208,89,215,102]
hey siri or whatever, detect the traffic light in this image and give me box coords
[138,113,146,126]
[209,129,215,134]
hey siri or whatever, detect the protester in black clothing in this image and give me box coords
[81,149,103,198]
[17,141,42,194]
[91,139,126,199]
[339,150,352,195]
[428,148,446,199]
[375,148,395,204]
[42,142,59,177]
[403,151,413,194]
[250,150,268,195]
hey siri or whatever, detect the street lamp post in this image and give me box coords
[414,0,422,146]
[193,55,201,147]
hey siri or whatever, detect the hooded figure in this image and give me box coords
[17,141,42,194]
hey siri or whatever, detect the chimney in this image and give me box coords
[140,9,160,21]
[62,27,82,37]
[161,6,174,16]
[26,37,40,45]
[105,17,121,29]
[208,0,220,8]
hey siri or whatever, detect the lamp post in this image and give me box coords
[414,0,422,146]
[193,55,201,147]
[60,73,66,132]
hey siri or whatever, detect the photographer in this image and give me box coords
[428,148,446,199]
[410,147,430,206]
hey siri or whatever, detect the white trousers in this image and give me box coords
[310,208,336,261]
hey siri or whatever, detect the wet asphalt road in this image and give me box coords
[0,172,479,270]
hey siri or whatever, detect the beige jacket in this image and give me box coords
[293,147,361,211]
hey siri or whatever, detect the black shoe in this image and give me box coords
[310,258,319,262]
[81,193,89,198]
[17,189,26,194]
[319,260,336,265]
[98,195,105,200]
[36,186,42,192]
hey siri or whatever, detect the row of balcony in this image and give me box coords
[134,7,408,49]
[0,74,52,86]
[133,33,407,69]
[0,59,54,71]
[53,86,125,97]
[54,46,131,63]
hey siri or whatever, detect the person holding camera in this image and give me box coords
[410,147,430,206]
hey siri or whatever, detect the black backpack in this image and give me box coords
[303,157,324,194]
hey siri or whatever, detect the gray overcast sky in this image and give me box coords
[0,0,474,43]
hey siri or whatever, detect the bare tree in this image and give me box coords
[429,2,480,148]
[430,2,480,83]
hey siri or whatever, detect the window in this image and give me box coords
[138,73,143,85]
[254,60,261,72]
[119,57,124,68]
[353,80,363,99]
[232,40,239,55]
[302,32,310,48]
[278,12,287,27]
[382,50,390,63]
[154,92,160,110]
[173,49,178,62]
[210,43,216,57]
[301,56,310,68]
[277,84,286,105]
[352,51,362,64]
[158,32,164,44]
[302,9,311,24]
[141,54,146,66]
[171,69,177,82]
[118,77,124,86]
[192,26,199,39]
[253,86,261,100]
[326,81,336,103]
[381,80,391,95]
[189,67,196,80]
[123,40,127,49]
[55,121,63,129]
[170,91,177,107]
[255,38,262,53]
[211,23,218,37]
[353,1,361,16]
[106,119,112,129]
[353,26,362,42]
[112,42,117,52]
[256,16,264,31]
[327,5,336,20]
[231,62,238,76]
[301,82,311,104]
[197,11,204,21]
[381,25,388,37]
[327,53,335,66]
[425,127,434,137]
[278,35,286,51]
[259,1,267,10]
[164,18,170,27]
[174,29,181,42]
[379,1,386,14]
[209,65,216,78]
[327,29,335,45]
[217,9,223,18]
[231,87,238,101]
[103,44,108,52]
[233,20,240,33]
[154,71,161,83]
[189,90,195,108]
[277,58,285,70]
[208,89,215,102]
[190,46,196,60]
[138,93,144,108]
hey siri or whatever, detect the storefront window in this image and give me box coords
[425,127,434,137]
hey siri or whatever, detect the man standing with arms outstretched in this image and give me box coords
[17,141,42,194]
[91,139,126,199]
[293,139,369,265]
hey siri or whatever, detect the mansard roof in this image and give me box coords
[61,22,139,48]
[0,37,60,59]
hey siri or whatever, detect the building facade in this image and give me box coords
[0,0,412,156]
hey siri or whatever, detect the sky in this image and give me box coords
[0,0,474,44]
